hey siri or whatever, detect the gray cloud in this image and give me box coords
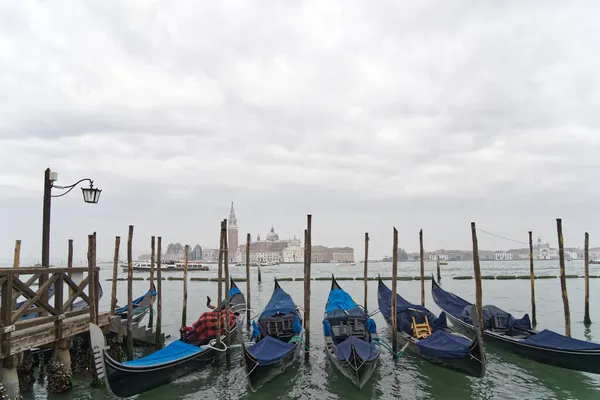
[2,1,600,263]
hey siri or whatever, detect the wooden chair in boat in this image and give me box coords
[411,316,432,339]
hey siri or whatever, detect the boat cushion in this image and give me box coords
[521,329,600,350]
[416,330,471,359]
[247,336,296,365]
[123,340,203,367]
[335,336,379,362]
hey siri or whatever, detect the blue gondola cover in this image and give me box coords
[260,286,297,318]
[335,336,379,361]
[115,288,157,314]
[416,330,471,359]
[521,329,600,350]
[433,282,531,332]
[378,281,446,335]
[123,340,203,367]
[247,335,296,365]
[326,289,358,313]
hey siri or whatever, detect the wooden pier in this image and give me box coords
[0,266,114,397]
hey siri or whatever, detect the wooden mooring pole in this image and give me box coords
[67,239,73,312]
[88,234,98,325]
[436,256,441,282]
[584,232,591,325]
[556,218,571,337]
[304,214,312,361]
[216,221,225,351]
[223,220,231,366]
[364,233,369,311]
[149,236,155,329]
[13,240,21,268]
[155,237,163,349]
[246,233,251,330]
[419,229,425,306]
[471,222,484,338]
[528,231,537,327]
[110,236,120,316]
[126,225,134,360]
[181,245,188,339]
[391,227,398,353]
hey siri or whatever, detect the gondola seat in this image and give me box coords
[412,316,432,339]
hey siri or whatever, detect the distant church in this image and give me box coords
[228,202,239,262]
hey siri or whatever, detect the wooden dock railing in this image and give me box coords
[0,267,101,357]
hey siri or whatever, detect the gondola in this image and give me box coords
[431,278,600,374]
[90,278,246,399]
[243,278,303,391]
[324,276,380,389]
[114,283,157,325]
[378,277,485,377]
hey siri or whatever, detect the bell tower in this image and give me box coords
[227,202,239,262]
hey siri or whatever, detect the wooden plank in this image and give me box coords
[4,312,111,357]
[1,273,13,355]
[54,272,64,340]
[62,276,90,311]
[13,274,42,304]
[11,274,59,322]
[0,267,89,274]
[15,309,88,331]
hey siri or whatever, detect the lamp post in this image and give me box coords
[41,167,102,268]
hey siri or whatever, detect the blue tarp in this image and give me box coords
[123,340,203,367]
[247,335,296,365]
[378,280,447,335]
[326,288,358,313]
[115,287,156,314]
[432,281,531,332]
[521,329,600,350]
[335,336,379,361]
[417,330,471,359]
[260,284,297,319]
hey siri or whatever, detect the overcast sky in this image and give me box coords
[2,1,600,264]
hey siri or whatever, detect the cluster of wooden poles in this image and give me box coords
[106,216,588,362]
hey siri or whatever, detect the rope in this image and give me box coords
[289,335,310,351]
[372,338,408,359]
[476,228,528,246]
[206,339,228,353]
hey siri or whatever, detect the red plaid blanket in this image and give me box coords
[184,309,237,344]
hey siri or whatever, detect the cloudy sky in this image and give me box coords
[1,1,600,263]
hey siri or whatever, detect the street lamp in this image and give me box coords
[41,167,102,268]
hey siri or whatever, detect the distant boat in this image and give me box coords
[439,261,448,266]
[590,260,600,265]
[350,262,356,266]
[122,261,208,272]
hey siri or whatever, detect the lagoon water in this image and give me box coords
[29,260,600,399]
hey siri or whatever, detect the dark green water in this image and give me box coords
[31,261,600,399]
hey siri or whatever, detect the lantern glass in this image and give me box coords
[81,187,102,204]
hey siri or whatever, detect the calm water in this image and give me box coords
[28,260,600,399]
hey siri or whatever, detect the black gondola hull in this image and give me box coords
[243,340,301,391]
[104,347,216,398]
[442,311,600,375]
[384,319,485,378]
[326,343,379,389]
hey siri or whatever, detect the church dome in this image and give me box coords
[266,226,279,242]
